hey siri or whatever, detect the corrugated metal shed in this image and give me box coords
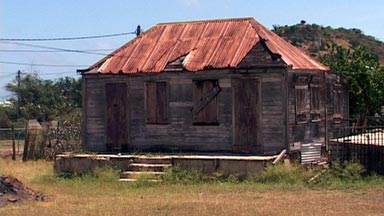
[82,17,329,74]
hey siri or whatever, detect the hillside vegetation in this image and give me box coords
[273,21,384,64]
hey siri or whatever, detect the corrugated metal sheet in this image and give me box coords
[82,18,329,74]
[301,142,322,164]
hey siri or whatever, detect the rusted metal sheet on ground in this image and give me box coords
[81,17,329,74]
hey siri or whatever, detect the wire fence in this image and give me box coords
[0,127,25,159]
[330,126,384,174]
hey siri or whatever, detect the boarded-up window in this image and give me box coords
[310,77,321,121]
[295,76,309,123]
[192,80,220,125]
[145,82,168,124]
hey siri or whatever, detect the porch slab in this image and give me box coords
[54,153,279,176]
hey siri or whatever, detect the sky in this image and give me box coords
[1,0,384,100]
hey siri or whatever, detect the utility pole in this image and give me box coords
[17,70,21,119]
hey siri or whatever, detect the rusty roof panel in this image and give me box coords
[83,17,329,74]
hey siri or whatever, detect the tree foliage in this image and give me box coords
[5,74,81,122]
[321,45,384,123]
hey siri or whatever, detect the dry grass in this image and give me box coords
[1,159,384,216]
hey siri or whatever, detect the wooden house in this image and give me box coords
[78,18,348,162]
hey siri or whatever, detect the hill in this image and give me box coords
[272,21,384,65]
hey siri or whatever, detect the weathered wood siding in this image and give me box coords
[287,70,327,154]
[325,74,349,142]
[82,68,286,154]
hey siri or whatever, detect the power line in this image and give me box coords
[4,42,109,56]
[0,60,88,68]
[1,74,17,78]
[0,31,136,42]
[0,48,115,53]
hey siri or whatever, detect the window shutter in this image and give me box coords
[156,82,167,124]
[295,76,309,123]
[310,77,321,121]
[146,82,157,124]
[146,81,168,124]
[193,80,219,125]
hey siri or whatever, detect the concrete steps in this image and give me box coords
[119,156,172,182]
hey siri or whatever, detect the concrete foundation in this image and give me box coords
[54,154,278,176]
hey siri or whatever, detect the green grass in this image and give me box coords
[2,159,384,216]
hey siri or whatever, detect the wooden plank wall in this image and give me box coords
[83,68,286,154]
[325,74,349,142]
[287,70,327,152]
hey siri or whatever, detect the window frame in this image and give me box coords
[294,76,309,124]
[333,83,343,124]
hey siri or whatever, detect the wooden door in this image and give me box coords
[233,78,261,154]
[105,83,128,151]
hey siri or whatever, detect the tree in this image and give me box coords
[321,45,384,125]
[6,73,81,122]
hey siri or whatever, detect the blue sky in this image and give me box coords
[1,0,384,99]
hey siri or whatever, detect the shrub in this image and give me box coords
[162,166,205,184]
[312,162,366,188]
[249,164,312,186]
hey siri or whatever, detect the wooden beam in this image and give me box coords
[272,149,287,165]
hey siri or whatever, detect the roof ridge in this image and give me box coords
[156,17,254,26]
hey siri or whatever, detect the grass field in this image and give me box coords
[1,158,384,216]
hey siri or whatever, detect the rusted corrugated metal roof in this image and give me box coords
[82,18,329,74]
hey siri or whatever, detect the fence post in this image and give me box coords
[12,125,16,160]
[17,131,20,153]
[22,122,29,161]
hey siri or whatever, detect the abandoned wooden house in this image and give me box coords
[78,17,348,162]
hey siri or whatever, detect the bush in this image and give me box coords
[249,164,313,186]
[312,162,366,188]
[162,166,205,184]
[162,166,243,184]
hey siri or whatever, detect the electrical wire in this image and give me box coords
[3,42,110,56]
[0,60,88,68]
[0,48,115,53]
[0,31,136,41]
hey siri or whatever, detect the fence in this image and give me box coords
[0,127,25,159]
[330,126,384,174]
[0,120,81,161]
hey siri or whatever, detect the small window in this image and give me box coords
[310,77,321,121]
[192,80,220,125]
[333,84,343,124]
[145,81,168,124]
[295,76,309,123]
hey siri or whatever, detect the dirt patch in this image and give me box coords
[0,175,45,206]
